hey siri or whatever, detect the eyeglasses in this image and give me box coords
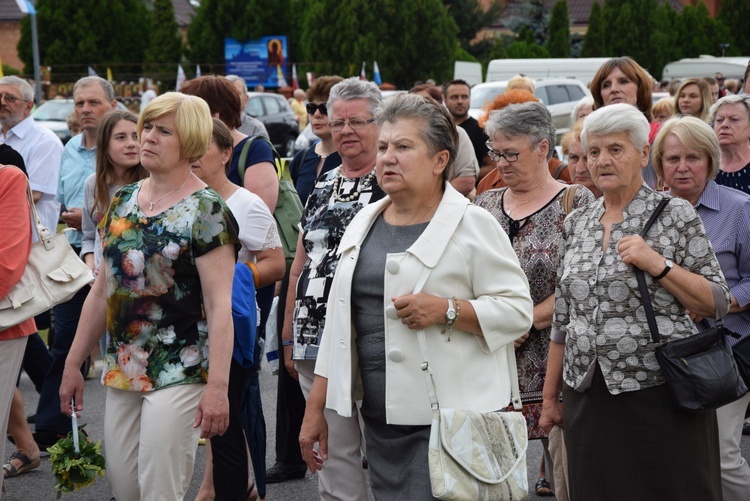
[486,140,537,163]
[306,102,327,116]
[0,93,26,105]
[328,118,376,132]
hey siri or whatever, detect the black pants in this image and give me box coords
[210,359,249,501]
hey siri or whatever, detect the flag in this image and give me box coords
[276,65,288,88]
[106,67,113,81]
[88,66,97,77]
[176,64,186,90]
[360,61,366,81]
[373,61,382,86]
[196,65,201,78]
[0,57,3,78]
[306,72,315,86]
[291,64,298,90]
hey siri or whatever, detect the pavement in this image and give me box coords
[4,361,749,500]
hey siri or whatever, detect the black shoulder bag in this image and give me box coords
[635,198,748,412]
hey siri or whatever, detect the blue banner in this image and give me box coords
[225,36,288,88]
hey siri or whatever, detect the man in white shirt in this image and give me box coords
[0,76,63,235]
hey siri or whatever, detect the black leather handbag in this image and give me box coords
[732,335,750,387]
[635,198,748,413]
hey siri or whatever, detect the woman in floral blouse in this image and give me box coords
[541,103,730,500]
[60,93,239,501]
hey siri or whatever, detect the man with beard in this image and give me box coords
[443,79,492,181]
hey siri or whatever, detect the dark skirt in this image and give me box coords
[562,364,721,501]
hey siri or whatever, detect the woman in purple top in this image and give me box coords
[653,115,750,501]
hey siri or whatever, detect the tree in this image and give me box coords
[299,0,459,88]
[443,0,503,50]
[506,41,550,59]
[676,4,714,59]
[187,0,294,72]
[546,0,570,57]
[581,2,606,57]
[505,0,549,46]
[718,0,749,55]
[18,0,150,81]
[651,3,682,79]
[144,0,182,86]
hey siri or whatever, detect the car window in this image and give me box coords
[470,86,506,109]
[566,85,585,101]
[262,96,282,114]
[534,87,549,106]
[247,97,264,117]
[546,85,570,105]
[32,101,74,121]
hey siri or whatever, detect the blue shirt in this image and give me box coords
[695,180,750,345]
[57,133,96,246]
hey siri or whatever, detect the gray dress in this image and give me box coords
[351,214,437,500]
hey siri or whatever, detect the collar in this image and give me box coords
[695,180,720,212]
[338,183,469,268]
[592,182,656,220]
[4,115,33,140]
[73,133,96,152]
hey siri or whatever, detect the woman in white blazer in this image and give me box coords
[299,93,534,499]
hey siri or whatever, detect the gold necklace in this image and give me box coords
[216,180,232,199]
[146,170,192,211]
[505,181,549,217]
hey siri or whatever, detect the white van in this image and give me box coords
[661,56,749,80]
[486,58,612,85]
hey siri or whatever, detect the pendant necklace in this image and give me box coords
[146,171,192,211]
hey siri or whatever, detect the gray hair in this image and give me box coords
[484,101,556,160]
[708,94,750,126]
[73,76,115,101]
[225,74,248,94]
[581,103,649,152]
[0,76,33,101]
[327,77,382,119]
[376,93,457,181]
[570,96,594,126]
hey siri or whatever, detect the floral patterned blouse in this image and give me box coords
[475,184,594,438]
[99,182,238,392]
[291,166,385,361]
[551,184,730,395]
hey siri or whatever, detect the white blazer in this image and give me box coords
[315,184,533,425]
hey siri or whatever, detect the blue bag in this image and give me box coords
[232,262,258,368]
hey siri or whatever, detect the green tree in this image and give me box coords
[651,3,682,79]
[718,0,749,55]
[546,0,570,57]
[677,4,713,58]
[187,0,293,72]
[299,0,458,88]
[144,0,182,86]
[505,0,549,46]
[18,0,150,81]
[443,0,503,51]
[506,41,550,59]
[581,2,605,57]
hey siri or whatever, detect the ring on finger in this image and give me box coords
[406,317,412,325]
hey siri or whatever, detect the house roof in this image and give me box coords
[0,0,23,22]
[171,0,196,27]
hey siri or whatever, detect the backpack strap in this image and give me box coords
[236,135,283,186]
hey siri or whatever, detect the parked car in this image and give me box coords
[469,78,590,140]
[245,92,299,157]
[32,98,129,144]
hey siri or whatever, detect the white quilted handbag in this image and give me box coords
[0,168,94,330]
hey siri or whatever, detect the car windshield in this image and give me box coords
[470,86,507,109]
[32,101,74,121]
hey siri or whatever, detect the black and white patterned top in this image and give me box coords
[292,166,386,361]
[551,184,730,395]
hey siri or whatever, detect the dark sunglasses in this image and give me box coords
[306,102,327,115]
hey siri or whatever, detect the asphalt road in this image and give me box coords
[5,361,749,500]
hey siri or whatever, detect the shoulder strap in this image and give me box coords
[562,184,580,215]
[634,197,670,344]
[236,135,283,186]
[553,162,568,180]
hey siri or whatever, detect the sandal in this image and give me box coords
[3,451,41,478]
[535,477,554,497]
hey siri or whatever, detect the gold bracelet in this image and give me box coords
[246,261,260,288]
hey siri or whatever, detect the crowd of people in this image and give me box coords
[1,55,750,501]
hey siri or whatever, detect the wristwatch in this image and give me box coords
[654,259,674,280]
[445,298,457,326]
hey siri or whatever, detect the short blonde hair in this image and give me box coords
[138,92,212,163]
[652,115,720,182]
[561,122,583,156]
[507,75,535,94]
[651,98,675,120]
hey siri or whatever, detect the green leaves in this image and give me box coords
[48,427,106,499]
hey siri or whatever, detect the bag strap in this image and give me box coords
[562,184,580,215]
[633,198,670,344]
[236,135,284,186]
[413,268,523,412]
[552,161,568,180]
[0,165,53,246]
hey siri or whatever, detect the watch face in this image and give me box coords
[666,259,674,267]
[447,311,457,320]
